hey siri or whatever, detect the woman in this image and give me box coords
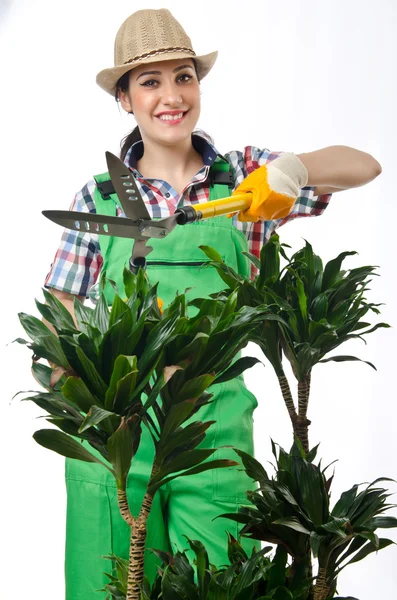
[44,8,382,599]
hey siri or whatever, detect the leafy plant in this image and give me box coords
[199,237,389,453]
[220,442,396,600]
[101,534,309,600]
[17,268,276,600]
[195,238,395,599]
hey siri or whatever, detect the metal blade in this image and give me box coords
[106,151,151,221]
[43,210,144,239]
[42,210,179,240]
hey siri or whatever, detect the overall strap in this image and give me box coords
[208,155,234,200]
[94,155,234,208]
[93,157,235,265]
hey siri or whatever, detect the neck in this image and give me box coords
[137,135,203,180]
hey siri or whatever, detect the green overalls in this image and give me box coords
[65,158,258,599]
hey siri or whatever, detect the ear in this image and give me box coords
[118,89,133,114]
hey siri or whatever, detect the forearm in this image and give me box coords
[296,145,382,189]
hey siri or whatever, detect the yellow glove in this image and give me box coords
[233,153,308,222]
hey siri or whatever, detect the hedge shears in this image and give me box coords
[43,152,252,272]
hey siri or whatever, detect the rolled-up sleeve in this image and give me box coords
[225,145,332,278]
[44,180,102,297]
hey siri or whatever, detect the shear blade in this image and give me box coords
[106,151,152,222]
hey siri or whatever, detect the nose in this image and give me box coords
[161,80,183,106]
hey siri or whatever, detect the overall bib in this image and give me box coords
[65,158,258,599]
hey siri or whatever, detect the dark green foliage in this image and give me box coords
[219,442,396,599]
[18,267,266,495]
[201,236,389,381]
[101,537,308,600]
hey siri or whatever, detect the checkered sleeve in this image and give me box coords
[225,146,332,277]
[44,179,103,297]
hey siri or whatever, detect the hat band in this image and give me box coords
[123,46,196,65]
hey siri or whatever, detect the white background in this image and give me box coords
[1,0,396,598]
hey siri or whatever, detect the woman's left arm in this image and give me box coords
[296,145,382,196]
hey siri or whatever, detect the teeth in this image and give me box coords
[158,112,184,121]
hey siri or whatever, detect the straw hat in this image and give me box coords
[96,8,218,96]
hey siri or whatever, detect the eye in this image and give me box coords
[140,79,158,87]
[177,73,193,83]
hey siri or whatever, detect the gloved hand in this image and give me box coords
[233,153,308,222]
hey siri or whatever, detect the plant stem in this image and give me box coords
[296,373,311,453]
[277,373,312,453]
[278,374,298,425]
[125,463,159,600]
[313,567,329,600]
[126,491,154,600]
[117,489,134,527]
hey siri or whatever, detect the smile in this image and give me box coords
[155,110,189,124]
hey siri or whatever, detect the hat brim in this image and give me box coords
[96,50,218,96]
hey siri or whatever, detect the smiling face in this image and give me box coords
[118,58,201,147]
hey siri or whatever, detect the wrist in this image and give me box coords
[269,153,308,189]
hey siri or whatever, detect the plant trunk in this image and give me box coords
[117,489,134,527]
[313,567,329,600]
[278,374,298,428]
[296,373,311,454]
[126,490,154,600]
[277,373,312,453]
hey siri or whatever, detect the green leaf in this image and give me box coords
[156,420,215,464]
[332,484,359,518]
[73,299,95,334]
[94,294,110,333]
[186,538,210,597]
[61,377,101,413]
[233,448,269,484]
[266,545,288,592]
[320,517,349,538]
[258,234,281,288]
[338,538,394,570]
[33,429,113,472]
[322,251,357,291]
[151,448,216,483]
[29,335,70,368]
[319,355,376,371]
[214,356,262,385]
[78,405,118,434]
[104,355,138,411]
[160,399,197,442]
[75,347,108,398]
[365,516,397,529]
[31,362,53,391]
[199,245,223,263]
[107,416,141,489]
[123,267,136,299]
[108,294,129,329]
[272,517,311,534]
[242,250,261,270]
[177,374,216,402]
[310,293,329,321]
[18,312,55,340]
[41,288,78,330]
[148,459,237,494]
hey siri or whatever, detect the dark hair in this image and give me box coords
[115,60,200,161]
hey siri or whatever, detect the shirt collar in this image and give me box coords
[124,131,219,173]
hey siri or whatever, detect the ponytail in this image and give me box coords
[120,126,142,161]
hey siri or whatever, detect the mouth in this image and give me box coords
[154,110,189,125]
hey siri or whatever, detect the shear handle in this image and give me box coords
[175,193,252,224]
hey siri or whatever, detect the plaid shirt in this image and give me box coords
[44,132,331,296]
